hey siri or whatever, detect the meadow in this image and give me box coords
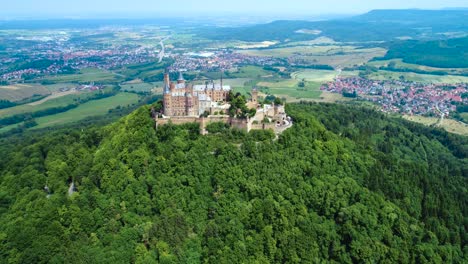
[0,91,97,117]
[39,68,122,83]
[292,69,359,82]
[0,84,50,102]
[403,115,468,136]
[368,70,468,83]
[32,92,139,129]
[367,59,468,75]
[120,81,160,93]
[237,45,387,67]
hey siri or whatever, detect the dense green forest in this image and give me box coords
[382,37,468,68]
[0,102,466,263]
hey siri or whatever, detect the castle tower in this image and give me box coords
[185,91,193,116]
[251,88,258,103]
[163,70,172,116]
[177,71,185,84]
[164,70,170,85]
[220,71,223,88]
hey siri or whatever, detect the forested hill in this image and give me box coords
[0,102,466,263]
[197,9,468,42]
[382,37,468,68]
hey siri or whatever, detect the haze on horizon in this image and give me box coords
[2,0,467,19]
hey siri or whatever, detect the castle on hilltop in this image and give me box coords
[154,71,292,135]
[163,71,230,117]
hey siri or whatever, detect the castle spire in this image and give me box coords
[177,71,185,84]
[220,71,223,88]
[164,69,171,94]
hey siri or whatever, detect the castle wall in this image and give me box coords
[156,115,261,134]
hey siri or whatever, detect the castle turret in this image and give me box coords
[220,71,223,88]
[163,70,172,116]
[164,70,170,86]
[177,71,185,84]
[251,88,258,103]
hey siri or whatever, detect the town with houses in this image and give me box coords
[0,35,281,82]
[322,77,468,118]
[0,30,466,125]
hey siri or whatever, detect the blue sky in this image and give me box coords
[2,0,467,17]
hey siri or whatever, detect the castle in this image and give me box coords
[163,72,230,117]
[155,72,292,134]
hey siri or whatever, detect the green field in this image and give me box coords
[368,70,468,83]
[257,79,322,99]
[0,91,97,117]
[460,113,468,123]
[39,68,122,83]
[237,46,387,67]
[43,83,77,92]
[292,69,359,83]
[0,84,50,101]
[32,92,139,129]
[228,66,274,78]
[238,45,357,57]
[367,59,468,75]
[120,82,160,93]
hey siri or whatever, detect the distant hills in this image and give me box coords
[382,37,468,68]
[197,9,468,42]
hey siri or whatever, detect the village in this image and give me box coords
[321,77,467,117]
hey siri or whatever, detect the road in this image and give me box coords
[158,36,170,63]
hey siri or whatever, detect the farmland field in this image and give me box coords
[257,79,322,99]
[0,84,50,101]
[366,59,468,75]
[0,91,97,117]
[228,66,273,78]
[39,68,122,83]
[120,81,160,93]
[237,46,387,67]
[43,83,76,92]
[368,70,468,83]
[237,45,358,57]
[32,92,139,129]
[292,69,359,83]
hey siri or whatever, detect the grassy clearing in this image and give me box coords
[298,52,386,68]
[292,70,339,82]
[236,41,277,49]
[0,84,50,101]
[120,82,159,93]
[33,93,139,129]
[292,69,359,83]
[460,113,468,123]
[237,46,386,67]
[368,70,468,83]
[367,59,468,75]
[277,37,337,47]
[40,68,121,83]
[237,45,357,57]
[257,79,298,88]
[229,66,273,78]
[43,83,76,92]
[403,115,468,136]
[268,88,322,99]
[257,79,322,99]
[0,91,97,117]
